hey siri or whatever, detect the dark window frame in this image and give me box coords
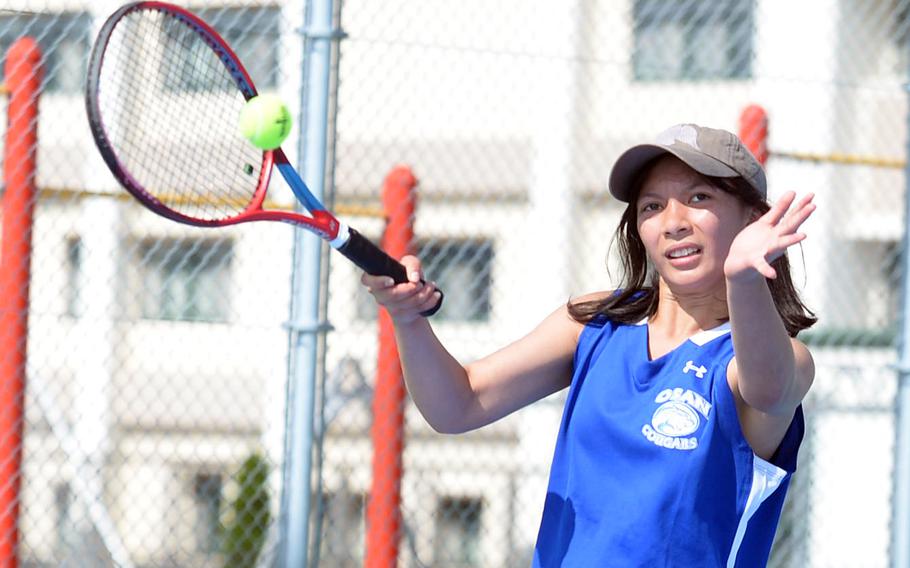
[0,11,92,94]
[632,0,754,81]
[434,496,483,568]
[137,237,234,323]
[356,237,494,323]
[161,5,281,93]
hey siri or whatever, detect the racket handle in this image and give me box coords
[339,228,444,317]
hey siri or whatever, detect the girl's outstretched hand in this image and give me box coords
[360,255,441,324]
[724,191,816,282]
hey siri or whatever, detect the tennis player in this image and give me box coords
[362,123,816,567]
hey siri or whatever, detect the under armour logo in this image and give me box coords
[682,360,707,379]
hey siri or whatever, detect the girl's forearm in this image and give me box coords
[392,318,478,434]
[726,276,797,413]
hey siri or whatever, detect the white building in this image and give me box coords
[1,0,904,566]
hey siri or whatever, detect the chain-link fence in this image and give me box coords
[1,0,908,566]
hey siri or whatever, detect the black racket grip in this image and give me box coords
[339,228,444,317]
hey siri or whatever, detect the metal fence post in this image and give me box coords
[890,76,910,568]
[280,0,339,565]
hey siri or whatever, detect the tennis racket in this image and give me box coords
[85,1,442,316]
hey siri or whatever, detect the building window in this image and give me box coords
[893,4,910,74]
[54,482,75,554]
[356,238,494,322]
[319,492,365,568]
[65,237,83,318]
[435,497,482,568]
[632,0,753,81]
[862,240,902,334]
[882,241,901,327]
[802,239,900,347]
[138,238,233,322]
[0,12,91,94]
[162,6,280,92]
[422,239,493,321]
[203,7,280,90]
[193,473,224,553]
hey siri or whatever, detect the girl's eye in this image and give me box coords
[640,202,660,213]
[691,192,710,203]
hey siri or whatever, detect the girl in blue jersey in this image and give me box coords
[362,123,816,567]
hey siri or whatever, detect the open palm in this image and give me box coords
[724,191,816,282]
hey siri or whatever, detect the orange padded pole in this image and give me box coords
[0,37,41,568]
[739,104,769,166]
[365,165,417,568]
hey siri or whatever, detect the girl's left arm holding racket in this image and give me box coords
[85,1,441,317]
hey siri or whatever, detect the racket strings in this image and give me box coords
[97,8,265,221]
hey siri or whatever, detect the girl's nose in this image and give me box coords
[662,199,692,237]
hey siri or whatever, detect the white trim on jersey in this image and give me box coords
[690,322,732,346]
[633,319,732,347]
[726,455,788,567]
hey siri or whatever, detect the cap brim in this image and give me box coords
[608,143,740,202]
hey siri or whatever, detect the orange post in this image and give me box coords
[0,37,41,567]
[365,165,418,568]
[739,104,769,166]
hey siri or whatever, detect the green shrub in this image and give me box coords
[222,453,271,568]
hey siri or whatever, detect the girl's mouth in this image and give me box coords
[666,245,702,260]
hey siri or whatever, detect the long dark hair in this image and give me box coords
[568,165,817,337]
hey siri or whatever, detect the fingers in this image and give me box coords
[404,285,443,317]
[360,254,422,290]
[400,255,424,284]
[730,192,812,282]
[778,232,807,249]
[360,255,440,322]
[761,191,815,240]
[382,279,440,315]
[778,192,816,234]
[762,191,796,225]
[763,232,807,267]
[756,257,778,279]
[360,271,394,292]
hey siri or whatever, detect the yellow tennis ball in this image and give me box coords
[238,94,292,150]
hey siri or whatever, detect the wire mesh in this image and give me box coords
[0,0,907,567]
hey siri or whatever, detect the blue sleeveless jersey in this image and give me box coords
[533,318,804,567]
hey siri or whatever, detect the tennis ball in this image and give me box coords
[238,94,292,150]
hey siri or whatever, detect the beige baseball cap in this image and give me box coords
[608,123,767,202]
